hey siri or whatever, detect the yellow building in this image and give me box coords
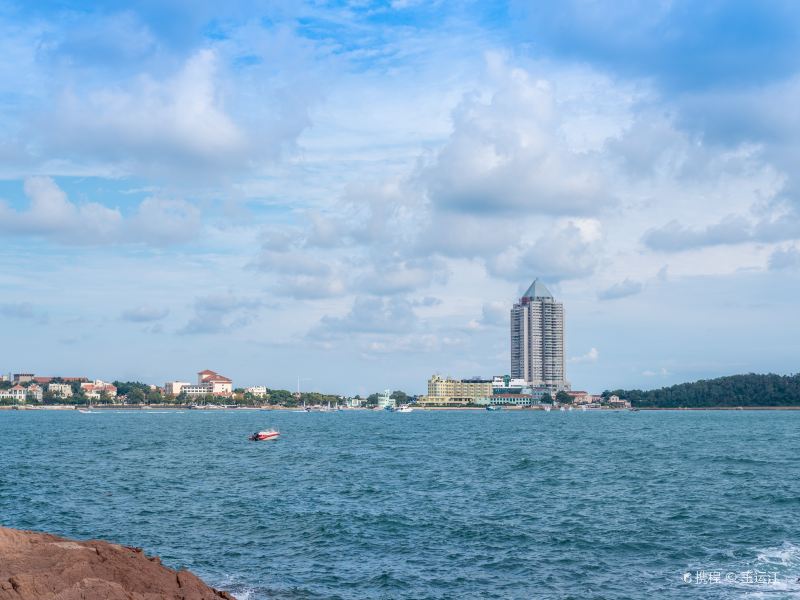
[418,375,492,406]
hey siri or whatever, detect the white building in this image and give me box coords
[510,279,569,392]
[80,380,118,400]
[377,390,396,410]
[164,381,190,397]
[245,386,267,398]
[48,383,73,398]
[8,385,27,402]
[27,384,43,402]
[182,370,233,397]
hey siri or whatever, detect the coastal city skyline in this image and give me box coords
[2,2,800,396]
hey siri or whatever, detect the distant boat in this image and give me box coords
[559,406,566,412]
[397,405,413,412]
[543,406,551,412]
[486,405,502,411]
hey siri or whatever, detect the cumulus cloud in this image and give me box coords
[643,210,800,252]
[313,296,418,338]
[569,347,599,364]
[120,306,170,322]
[597,279,643,301]
[487,220,601,282]
[769,245,800,270]
[479,301,507,327]
[419,54,613,217]
[0,177,202,246]
[179,294,262,334]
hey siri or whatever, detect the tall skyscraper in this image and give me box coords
[510,279,568,391]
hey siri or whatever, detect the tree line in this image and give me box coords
[606,373,800,408]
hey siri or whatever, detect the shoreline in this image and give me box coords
[3,404,800,411]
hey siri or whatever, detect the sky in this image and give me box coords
[1,0,799,396]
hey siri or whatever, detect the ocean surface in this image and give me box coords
[1,409,799,599]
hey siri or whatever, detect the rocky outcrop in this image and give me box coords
[0,527,235,600]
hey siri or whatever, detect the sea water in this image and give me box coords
[1,409,799,599]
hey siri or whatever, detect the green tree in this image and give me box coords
[541,392,553,404]
[556,391,572,404]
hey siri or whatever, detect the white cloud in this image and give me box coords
[1,177,201,246]
[769,245,800,270]
[487,220,601,282]
[570,347,599,364]
[179,294,263,335]
[419,54,616,217]
[120,306,170,323]
[597,279,643,301]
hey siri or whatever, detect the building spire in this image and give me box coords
[521,278,553,300]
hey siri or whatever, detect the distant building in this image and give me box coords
[48,383,73,399]
[510,279,569,392]
[346,397,363,408]
[8,385,27,402]
[492,375,528,394]
[27,384,43,402]
[164,381,189,397]
[80,380,118,400]
[607,395,630,408]
[418,375,492,406]
[0,374,8,382]
[377,390,396,410]
[245,386,267,398]
[567,391,592,405]
[181,370,233,397]
[13,373,34,384]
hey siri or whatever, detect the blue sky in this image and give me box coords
[1,0,799,395]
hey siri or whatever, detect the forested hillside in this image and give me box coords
[606,373,800,408]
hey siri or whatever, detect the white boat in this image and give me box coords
[397,405,413,412]
[249,429,280,441]
[544,406,551,412]
[559,406,566,412]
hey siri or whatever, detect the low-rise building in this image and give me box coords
[48,383,73,398]
[13,373,34,384]
[26,384,43,402]
[164,381,189,397]
[80,380,118,400]
[376,390,396,410]
[180,370,234,398]
[418,375,492,406]
[9,385,27,402]
[567,391,593,405]
[607,394,631,409]
[244,386,267,398]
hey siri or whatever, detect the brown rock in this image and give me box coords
[0,526,236,600]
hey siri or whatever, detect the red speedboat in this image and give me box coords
[249,429,280,441]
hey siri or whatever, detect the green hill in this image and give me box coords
[606,373,800,408]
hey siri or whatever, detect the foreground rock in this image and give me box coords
[0,527,235,600]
